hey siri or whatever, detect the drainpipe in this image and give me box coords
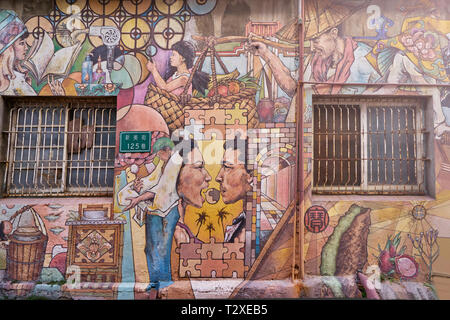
[294,0,305,281]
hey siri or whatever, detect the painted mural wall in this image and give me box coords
[0,0,447,301]
[0,0,301,299]
[302,0,449,299]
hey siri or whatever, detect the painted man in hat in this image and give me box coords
[304,25,381,94]
[246,0,379,97]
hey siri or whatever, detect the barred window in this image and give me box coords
[2,98,116,197]
[313,97,430,196]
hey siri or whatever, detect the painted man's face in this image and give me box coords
[216,148,252,204]
[177,148,211,208]
[311,28,338,60]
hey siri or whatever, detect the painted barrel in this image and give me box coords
[6,227,48,281]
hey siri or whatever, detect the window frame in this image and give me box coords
[312,96,429,196]
[2,97,116,197]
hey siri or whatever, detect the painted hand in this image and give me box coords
[245,33,269,58]
[133,179,144,193]
[124,196,141,211]
[48,75,65,96]
[146,60,156,73]
[174,225,190,246]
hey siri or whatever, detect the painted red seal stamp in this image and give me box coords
[305,205,329,233]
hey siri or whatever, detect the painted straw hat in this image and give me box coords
[275,18,299,44]
[304,0,369,40]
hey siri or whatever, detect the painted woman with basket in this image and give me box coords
[146,40,209,97]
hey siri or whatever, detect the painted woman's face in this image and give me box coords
[177,148,211,208]
[170,50,184,68]
[13,38,27,61]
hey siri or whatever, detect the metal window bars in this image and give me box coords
[312,97,427,195]
[3,98,116,197]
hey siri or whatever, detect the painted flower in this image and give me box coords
[400,30,439,61]
[105,83,116,93]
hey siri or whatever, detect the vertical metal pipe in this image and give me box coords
[339,105,343,188]
[296,0,305,280]
[355,105,360,191]
[324,105,329,186]
[346,105,351,188]
[391,107,395,186]
[383,107,387,185]
[397,107,402,187]
[331,105,337,187]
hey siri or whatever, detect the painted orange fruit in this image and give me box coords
[228,81,240,94]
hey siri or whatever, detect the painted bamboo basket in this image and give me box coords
[6,226,48,281]
[144,83,185,131]
[144,38,259,132]
[145,82,259,132]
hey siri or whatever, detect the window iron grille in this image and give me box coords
[3,98,116,197]
[313,97,428,195]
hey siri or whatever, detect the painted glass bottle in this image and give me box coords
[81,54,93,84]
[92,56,106,84]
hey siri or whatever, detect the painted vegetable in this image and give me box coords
[395,254,419,279]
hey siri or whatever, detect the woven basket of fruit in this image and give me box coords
[144,38,259,131]
[144,83,184,132]
[185,70,259,128]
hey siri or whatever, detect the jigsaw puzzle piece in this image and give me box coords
[204,109,227,125]
[175,238,202,260]
[179,118,205,140]
[196,238,228,260]
[179,258,201,278]
[225,101,248,125]
[201,134,224,165]
[223,238,245,260]
[195,252,229,278]
[225,124,247,140]
[202,124,226,140]
[184,109,205,125]
[222,252,246,278]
